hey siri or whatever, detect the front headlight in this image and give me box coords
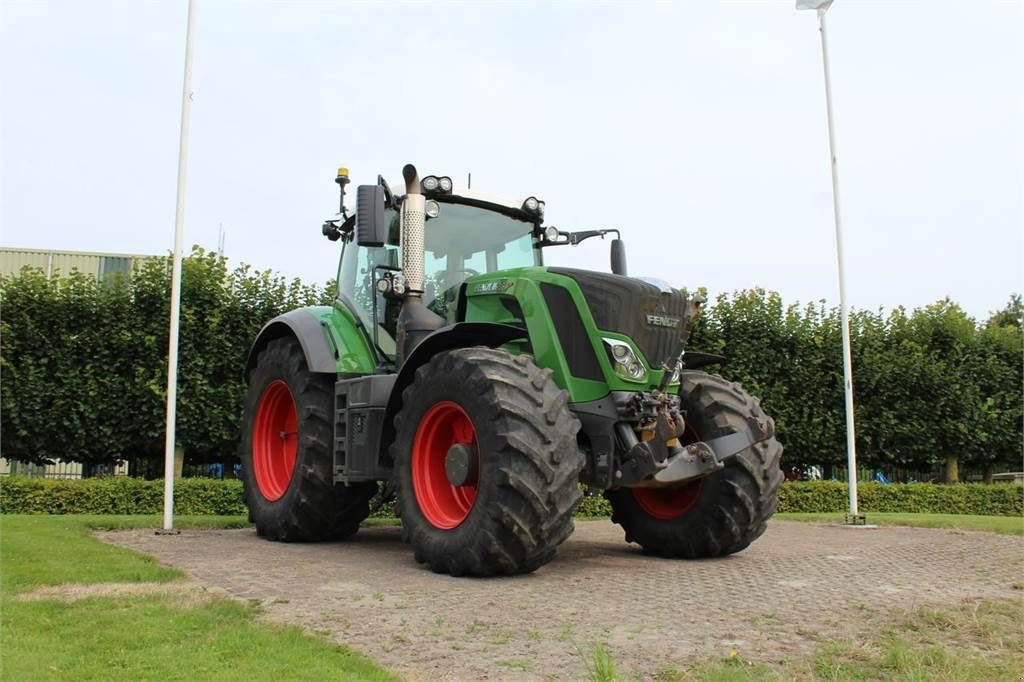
[602,338,646,383]
[668,352,684,384]
[669,364,681,384]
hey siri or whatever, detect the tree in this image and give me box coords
[965,311,1023,481]
[0,248,329,467]
[905,300,980,482]
[987,294,1023,330]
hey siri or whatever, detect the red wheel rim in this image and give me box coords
[631,421,704,520]
[252,380,298,502]
[632,480,703,520]
[412,401,479,529]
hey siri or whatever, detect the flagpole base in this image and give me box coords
[840,513,878,529]
[155,528,181,536]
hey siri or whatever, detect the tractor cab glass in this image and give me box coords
[337,201,540,358]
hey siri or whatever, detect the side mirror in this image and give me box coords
[356,185,386,247]
[610,239,627,276]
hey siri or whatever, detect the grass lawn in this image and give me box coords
[0,514,395,681]
[590,598,1024,681]
[776,512,1024,535]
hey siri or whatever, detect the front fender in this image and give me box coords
[384,322,527,417]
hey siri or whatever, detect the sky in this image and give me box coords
[1,0,1021,320]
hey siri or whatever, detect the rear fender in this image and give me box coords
[245,306,377,378]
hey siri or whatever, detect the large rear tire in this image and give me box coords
[241,337,376,541]
[606,371,783,558]
[392,347,584,576]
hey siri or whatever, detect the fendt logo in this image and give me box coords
[645,314,680,328]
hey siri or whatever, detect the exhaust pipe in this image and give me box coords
[401,164,426,294]
[395,163,443,367]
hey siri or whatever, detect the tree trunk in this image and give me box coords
[982,464,994,485]
[174,445,185,480]
[943,454,959,484]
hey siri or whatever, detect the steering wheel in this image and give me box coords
[434,268,480,302]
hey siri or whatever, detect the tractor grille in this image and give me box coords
[540,283,604,381]
[548,268,688,369]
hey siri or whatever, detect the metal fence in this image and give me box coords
[0,458,128,479]
[0,457,236,480]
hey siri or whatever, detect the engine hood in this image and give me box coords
[546,268,690,369]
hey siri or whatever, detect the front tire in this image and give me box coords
[241,337,376,541]
[392,347,584,576]
[607,371,784,558]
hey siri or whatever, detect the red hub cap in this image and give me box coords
[412,401,479,529]
[252,380,298,501]
[632,480,704,520]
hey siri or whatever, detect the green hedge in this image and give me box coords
[2,477,1020,517]
[575,482,1023,518]
[779,480,1023,516]
[0,477,245,516]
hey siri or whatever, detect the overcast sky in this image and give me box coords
[1,0,1020,319]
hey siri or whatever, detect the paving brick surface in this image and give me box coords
[102,520,1024,680]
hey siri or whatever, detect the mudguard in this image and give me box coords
[245,306,377,377]
[383,322,528,418]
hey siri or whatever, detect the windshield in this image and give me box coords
[337,201,540,357]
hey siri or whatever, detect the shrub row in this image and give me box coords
[778,480,1023,516]
[575,482,1022,518]
[0,477,246,516]
[2,477,1020,517]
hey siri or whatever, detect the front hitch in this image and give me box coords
[648,419,770,486]
[615,410,772,487]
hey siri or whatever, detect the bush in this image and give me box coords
[0,477,245,516]
[576,494,613,518]
[780,481,1023,516]
[2,478,1020,518]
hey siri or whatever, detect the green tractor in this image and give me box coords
[241,163,783,576]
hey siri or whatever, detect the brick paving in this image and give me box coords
[102,520,1024,680]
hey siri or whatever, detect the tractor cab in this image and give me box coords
[328,171,628,364]
[334,182,542,359]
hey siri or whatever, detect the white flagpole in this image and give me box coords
[162,0,198,532]
[816,6,859,516]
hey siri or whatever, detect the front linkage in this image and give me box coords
[612,389,772,487]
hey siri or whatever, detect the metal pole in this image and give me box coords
[162,0,197,532]
[817,7,859,515]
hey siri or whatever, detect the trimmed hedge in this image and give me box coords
[779,480,1023,516]
[1,477,1020,517]
[574,481,1024,518]
[0,477,245,516]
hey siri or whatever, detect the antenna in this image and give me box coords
[467,172,472,190]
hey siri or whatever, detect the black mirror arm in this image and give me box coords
[568,228,620,246]
[378,175,395,209]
